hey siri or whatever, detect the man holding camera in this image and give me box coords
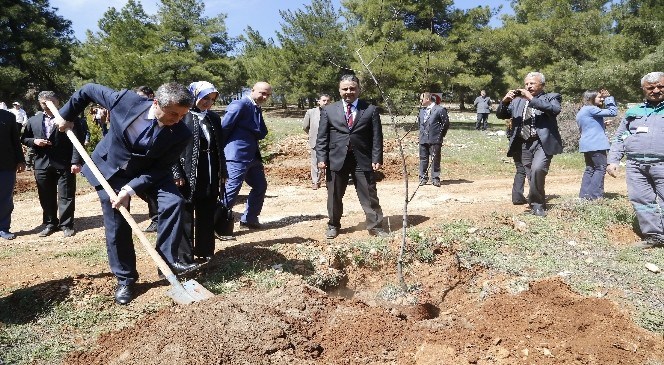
[496,72,563,217]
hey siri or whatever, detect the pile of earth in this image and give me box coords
[64,276,663,364]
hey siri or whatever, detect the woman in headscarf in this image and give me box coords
[173,81,227,263]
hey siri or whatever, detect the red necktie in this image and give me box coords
[346,103,354,128]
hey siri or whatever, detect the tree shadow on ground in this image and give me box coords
[231,214,326,238]
[0,272,114,325]
[339,214,430,235]
[199,245,316,287]
[441,178,472,186]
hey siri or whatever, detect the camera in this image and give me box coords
[512,89,522,96]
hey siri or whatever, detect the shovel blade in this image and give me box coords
[166,279,214,305]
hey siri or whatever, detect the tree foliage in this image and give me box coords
[73,0,243,95]
[277,0,348,107]
[10,0,663,108]
[0,0,76,107]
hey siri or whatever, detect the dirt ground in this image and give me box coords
[2,133,664,364]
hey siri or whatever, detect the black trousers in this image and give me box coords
[326,153,383,231]
[34,166,76,229]
[178,193,217,262]
[419,143,442,182]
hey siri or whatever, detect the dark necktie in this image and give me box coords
[133,119,157,154]
[519,101,535,140]
[346,103,354,129]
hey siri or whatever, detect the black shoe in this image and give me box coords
[0,230,16,240]
[634,238,664,249]
[432,179,441,187]
[531,207,547,217]
[114,284,134,305]
[158,261,200,279]
[196,255,214,263]
[62,227,75,238]
[512,199,528,205]
[143,220,158,233]
[326,226,338,239]
[239,221,261,229]
[171,261,200,274]
[38,226,58,237]
[368,228,390,237]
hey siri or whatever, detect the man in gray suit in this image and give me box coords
[496,72,563,217]
[418,92,450,187]
[316,74,387,239]
[473,90,492,130]
[302,94,331,190]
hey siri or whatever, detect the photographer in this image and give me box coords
[496,72,563,217]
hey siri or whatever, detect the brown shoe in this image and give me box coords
[312,183,319,190]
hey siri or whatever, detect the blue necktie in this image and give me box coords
[133,119,157,154]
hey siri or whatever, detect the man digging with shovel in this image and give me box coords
[53,83,203,305]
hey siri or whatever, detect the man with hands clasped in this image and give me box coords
[21,91,85,238]
[316,74,388,239]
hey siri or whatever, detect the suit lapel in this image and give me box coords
[36,113,46,138]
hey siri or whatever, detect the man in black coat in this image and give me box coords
[0,109,26,240]
[22,91,85,238]
[316,74,388,239]
[496,72,563,217]
[418,92,450,187]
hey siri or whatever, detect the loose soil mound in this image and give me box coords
[64,278,663,365]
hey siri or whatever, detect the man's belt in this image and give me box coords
[627,153,664,163]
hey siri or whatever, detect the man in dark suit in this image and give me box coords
[22,91,84,238]
[316,74,388,239]
[55,83,197,305]
[418,92,450,187]
[496,72,563,217]
[0,109,25,240]
[221,81,271,229]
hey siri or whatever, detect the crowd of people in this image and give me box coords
[0,71,662,304]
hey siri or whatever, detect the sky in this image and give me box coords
[50,0,513,42]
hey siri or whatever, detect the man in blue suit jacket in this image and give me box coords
[221,81,271,229]
[496,72,563,217]
[56,83,197,304]
[316,74,388,239]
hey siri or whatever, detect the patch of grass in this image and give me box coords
[246,265,285,290]
[53,246,106,266]
[202,259,251,294]
[304,267,344,290]
[203,258,286,293]
[331,239,392,268]
[0,294,132,365]
[0,245,30,260]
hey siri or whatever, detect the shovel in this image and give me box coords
[46,101,213,305]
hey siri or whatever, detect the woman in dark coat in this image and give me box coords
[173,81,227,262]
